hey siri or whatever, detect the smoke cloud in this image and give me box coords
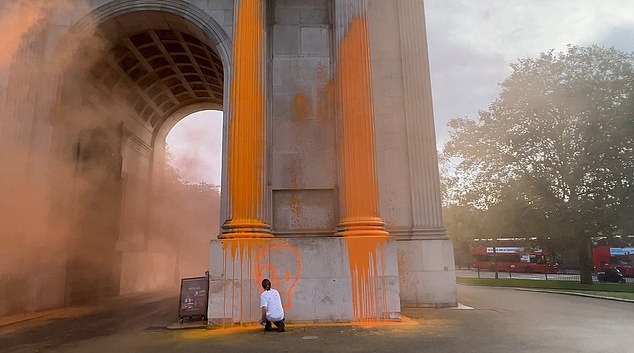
[0,0,220,316]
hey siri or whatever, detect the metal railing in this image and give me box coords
[456,268,634,284]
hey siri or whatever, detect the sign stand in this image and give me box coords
[178,274,209,323]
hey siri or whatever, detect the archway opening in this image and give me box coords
[54,10,226,304]
[136,110,223,287]
[166,110,223,187]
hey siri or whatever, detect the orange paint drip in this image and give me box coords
[288,92,308,225]
[221,238,269,324]
[288,159,303,223]
[225,0,268,236]
[336,15,390,321]
[336,16,381,220]
[220,239,302,324]
[345,236,388,321]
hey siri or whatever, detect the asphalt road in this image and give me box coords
[1,285,633,353]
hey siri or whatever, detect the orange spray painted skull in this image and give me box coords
[254,244,302,310]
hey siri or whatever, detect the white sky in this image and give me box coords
[166,110,223,185]
[168,1,634,185]
[425,0,634,145]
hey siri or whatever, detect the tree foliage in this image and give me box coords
[442,45,634,283]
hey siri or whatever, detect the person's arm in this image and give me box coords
[259,292,268,324]
[260,306,267,324]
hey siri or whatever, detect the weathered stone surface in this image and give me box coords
[208,237,400,323]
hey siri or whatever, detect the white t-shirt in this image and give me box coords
[260,288,284,321]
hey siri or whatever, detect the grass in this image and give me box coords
[456,277,634,294]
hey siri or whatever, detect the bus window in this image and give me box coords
[609,257,632,265]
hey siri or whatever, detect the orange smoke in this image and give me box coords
[0,0,46,69]
[0,1,221,315]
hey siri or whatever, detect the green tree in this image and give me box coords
[443,205,482,267]
[442,45,634,283]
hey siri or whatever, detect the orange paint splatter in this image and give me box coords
[288,94,310,225]
[221,240,302,323]
[221,238,268,325]
[336,17,382,220]
[336,16,390,321]
[254,244,302,311]
[288,159,303,224]
[345,236,388,321]
[225,0,268,237]
[292,93,310,121]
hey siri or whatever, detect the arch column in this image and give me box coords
[334,0,387,237]
[397,0,446,238]
[221,0,271,238]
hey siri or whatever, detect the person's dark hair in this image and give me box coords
[261,278,271,290]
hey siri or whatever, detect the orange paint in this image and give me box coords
[225,0,269,237]
[182,316,417,338]
[289,192,303,221]
[254,244,302,311]
[336,15,390,321]
[221,238,267,325]
[292,93,310,121]
[345,236,388,321]
[289,94,310,225]
[221,239,302,323]
[336,17,383,221]
[288,159,303,224]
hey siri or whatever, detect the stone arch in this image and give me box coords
[74,0,231,62]
[85,2,233,232]
[58,0,233,131]
[49,0,233,302]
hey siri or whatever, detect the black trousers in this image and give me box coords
[264,318,285,332]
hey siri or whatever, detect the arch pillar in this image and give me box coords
[334,0,387,238]
[221,0,271,238]
[397,0,446,238]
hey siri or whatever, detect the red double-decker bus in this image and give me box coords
[471,244,559,273]
[592,246,634,277]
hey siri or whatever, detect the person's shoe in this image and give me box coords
[276,321,285,332]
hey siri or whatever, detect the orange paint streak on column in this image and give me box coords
[336,16,386,237]
[335,1,390,321]
[223,0,271,238]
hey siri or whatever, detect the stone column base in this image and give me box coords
[396,237,457,307]
[208,236,401,324]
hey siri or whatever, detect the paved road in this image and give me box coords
[1,285,633,353]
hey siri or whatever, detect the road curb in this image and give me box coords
[515,288,634,303]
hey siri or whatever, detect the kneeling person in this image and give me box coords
[259,279,285,332]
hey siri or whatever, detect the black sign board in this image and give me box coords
[178,276,209,321]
